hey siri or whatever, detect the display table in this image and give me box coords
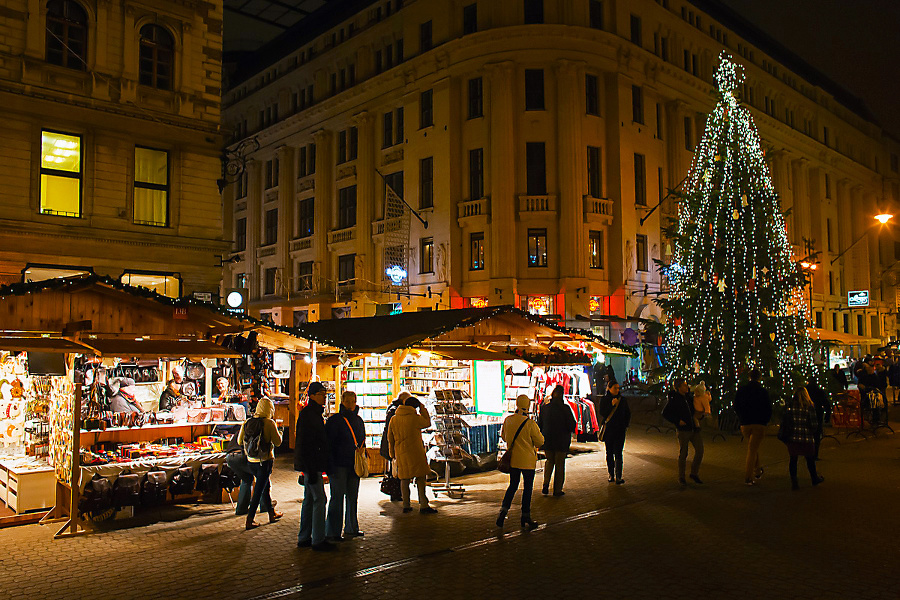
[80,421,247,444]
[77,451,228,492]
[0,457,56,514]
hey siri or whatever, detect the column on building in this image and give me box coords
[604,72,625,293]
[313,129,333,300]
[835,178,853,298]
[555,59,588,319]
[487,61,517,305]
[245,160,263,300]
[790,158,810,248]
[664,100,690,187]
[806,165,825,296]
[353,111,376,293]
[848,185,870,295]
[277,145,295,308]
[767,150,796,245]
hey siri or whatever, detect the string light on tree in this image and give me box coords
[656,51,819,405]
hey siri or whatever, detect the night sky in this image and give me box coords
[718,0,900,138]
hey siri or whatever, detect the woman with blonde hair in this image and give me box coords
[779,387,824,490]
[238,397,283,529]
[497,394,545,530]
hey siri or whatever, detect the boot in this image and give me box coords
[496,508,507,527]
[245,514,260,530]
[268,510,283,523]
[521,514,538,530]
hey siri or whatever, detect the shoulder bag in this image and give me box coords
[498,418,529,474]
[344,416,369,478]
[598,401,620,442]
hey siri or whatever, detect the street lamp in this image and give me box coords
[830,214,894,266]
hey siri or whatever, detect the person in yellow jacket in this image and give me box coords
[497,394,545,530]
[387,395,437,514]
[237,397,283,530]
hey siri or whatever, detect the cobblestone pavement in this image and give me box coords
[2,417,899,600]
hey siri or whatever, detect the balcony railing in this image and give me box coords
[289,237,313,252]
[458,197,490,219]
[518,194,557,213]
[372,216,404,237]
[257,245,277,258]
[264,188,278,203]
[584,196,614,219]
[327,226,356,245]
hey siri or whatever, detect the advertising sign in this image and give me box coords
[848,290,869,307]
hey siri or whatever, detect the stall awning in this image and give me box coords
[808,328,882,347]
[412,346,524,362]
[294,306,626,355]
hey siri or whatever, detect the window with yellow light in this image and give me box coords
[40,131,82,217]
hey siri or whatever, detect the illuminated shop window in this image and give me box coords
[523,295,554,316]
[120,272,181,298]
[588,296,602,314]
[40,130,82,217]
[468,296,488,308]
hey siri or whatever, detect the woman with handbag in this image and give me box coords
[497,395,545,530]
[780,387,824,490]
[324,391,367,540]
[597,380,631,484]
[237,397,283,529]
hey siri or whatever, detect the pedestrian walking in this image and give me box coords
[806,379,828,461]
[663,378,704,485]
[225,424,280,519]
[734,370,772,485]
[387,395,437,514]
[379,391,407,502]
[779,387,824,490]
[324,390,366,541]
[497,395,545,530]
[597,380,630,484]
[237,397,283,530]
[537,385,576,496]
[295,381,334,551]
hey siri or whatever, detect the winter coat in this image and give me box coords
[379,399,403,460]
[537,399,576,452]
[500,410,545,470]
[782,398,817,445]
[663,390,695,432]
[387,405,431,479]
[325,406,366,471]
[294,401,329,474]
[733,381,773,426]
[238,416,282,462]
[597,393,631,442]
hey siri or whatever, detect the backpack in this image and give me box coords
[197,464,222,495]
[142,471,168,506]
[79,475,113,517]
[242,417,271,460]
[169,466,196,498]
[112,473,142,508]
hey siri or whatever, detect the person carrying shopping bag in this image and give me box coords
[497,395,545,530]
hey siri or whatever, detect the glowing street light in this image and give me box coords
[830,213,895,266]
[875,213,893,224]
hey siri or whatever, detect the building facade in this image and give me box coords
[0,0,228,297]
[221,0,900,344]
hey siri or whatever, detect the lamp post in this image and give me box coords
[830,213,894,266]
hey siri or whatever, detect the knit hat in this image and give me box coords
[692,381,707,396]
[255,397,275,419]
[307,381,326,396]
[397,391,411,404]
[516,394,531,412]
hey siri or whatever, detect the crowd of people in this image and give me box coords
[218,356,895,549]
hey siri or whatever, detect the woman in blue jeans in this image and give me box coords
[237,397,283,530]
[497,395,544,530]
[224,435,279,517]
[324,391,366,541]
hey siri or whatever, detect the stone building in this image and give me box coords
[0,0,228,297]
[221,0,900,343]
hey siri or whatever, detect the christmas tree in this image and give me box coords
[656,52,818,405]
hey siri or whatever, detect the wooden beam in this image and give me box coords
[62,320,92,336]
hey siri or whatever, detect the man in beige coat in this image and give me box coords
[387,395,437,514]
[497,395,544,530]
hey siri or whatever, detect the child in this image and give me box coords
[691,381,712,428]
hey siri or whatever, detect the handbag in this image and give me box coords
[112,473,142,508]
[598,401,620,442]
[498,418,529,474]
[380,471,402,498]
[343,416,369,478]
[142,471,168,506]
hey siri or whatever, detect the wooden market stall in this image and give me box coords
[0,275,326,535]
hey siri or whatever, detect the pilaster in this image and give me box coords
[486,61,517,283]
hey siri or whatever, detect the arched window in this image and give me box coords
[46,0,87,69]
[139,25,174,90]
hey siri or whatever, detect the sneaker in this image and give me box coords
[521,518,539,531]
[311,541,338,552]
[608,476,615,483]
[541,486,549,495]
[689,474,704,484]
[420,507,438,514]
[345,531,364,537]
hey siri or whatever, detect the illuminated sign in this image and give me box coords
[588,297,601,314]
[469,296,488,308]
[848,290,869,307]
[385,265,408,284]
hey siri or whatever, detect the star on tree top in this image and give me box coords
[713,51,744,95]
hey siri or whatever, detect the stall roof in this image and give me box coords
[293,306,632,355]
[0,275,318,355]
[809,328,882,347]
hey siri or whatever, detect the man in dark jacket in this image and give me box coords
[734,370,772,485]
[294,382,334,551]
[324,391,366,541]
[663,378,703,485]
[537,385,577,496]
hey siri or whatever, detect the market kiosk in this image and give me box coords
[0,275,321,536]
[295,306,631,476]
